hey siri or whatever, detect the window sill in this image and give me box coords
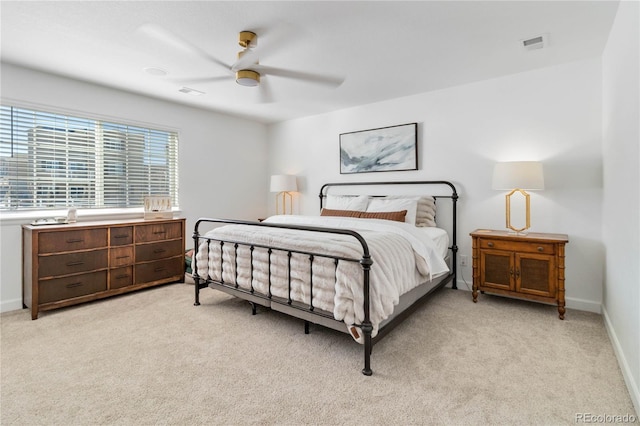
[0,208,183,226]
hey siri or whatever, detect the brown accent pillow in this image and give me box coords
[358,210,407,222]
[320,208,362,218]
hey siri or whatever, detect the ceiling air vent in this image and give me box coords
[521,34,548,51]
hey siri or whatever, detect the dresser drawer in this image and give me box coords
[479,239,555,255]
[38,249,108,278]
[110,246,134,267]
[110,266,133,289]
[135,257,183,284]
[110,227,133,246]
[39,270,107,304]
[136,222,182,243]
[136,240,183,262]
[39,229,108,254]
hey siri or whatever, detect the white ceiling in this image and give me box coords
[0,1,620,124]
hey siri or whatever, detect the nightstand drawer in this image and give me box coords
[39,271,107,304]
[479,238,555,255]
[110,246,134,267]
[110,227,133,246]
[134,257,183,284]
[39,229,107,254]
[136,222,182,243]
[38,249,108,278]
[136,240,183,262]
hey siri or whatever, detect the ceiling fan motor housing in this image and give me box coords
[236,69,260,86]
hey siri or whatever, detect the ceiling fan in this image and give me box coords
[138,24,344,101]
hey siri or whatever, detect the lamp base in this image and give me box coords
[507,229,529,236]
[275,191,293,215]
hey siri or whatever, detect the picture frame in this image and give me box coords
[339,122,418,174]
[144,196,173,220]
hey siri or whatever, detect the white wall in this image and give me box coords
[268,57,604,313]
[0,63,268,312]
[602,0,640,414]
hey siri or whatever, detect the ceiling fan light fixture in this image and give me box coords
[236,69,260,87]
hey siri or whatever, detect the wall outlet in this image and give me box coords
[460,255,468,267]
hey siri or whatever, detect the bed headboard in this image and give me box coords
[319,180,459,289]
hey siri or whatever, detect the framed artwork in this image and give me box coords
[339,122,418,174]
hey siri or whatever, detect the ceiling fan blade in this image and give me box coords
[258,77,275,104]
[137,23,232,70]
[173,75,233,85]
[255,65,345,88]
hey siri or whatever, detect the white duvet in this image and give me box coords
[194,215,449,342]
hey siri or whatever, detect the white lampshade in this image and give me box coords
[492,161,545,190]
[270,174,297,193]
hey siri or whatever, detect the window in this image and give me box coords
[0,105,179,211]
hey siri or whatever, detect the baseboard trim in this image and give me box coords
[1,298,24,314]
[602,306,640,416]
[566,296,601,314]
[454,278,602,314]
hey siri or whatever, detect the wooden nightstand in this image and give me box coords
[470,229,569,319]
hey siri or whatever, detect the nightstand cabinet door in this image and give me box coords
[480,250,514,291]
[516,253,556,298]
[470,230,568,319]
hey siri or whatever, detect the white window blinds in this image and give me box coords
[0,105,179,211]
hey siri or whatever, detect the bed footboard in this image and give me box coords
[192,218,376,375]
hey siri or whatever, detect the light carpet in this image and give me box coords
[1,283,636,425]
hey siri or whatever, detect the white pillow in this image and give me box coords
[325,195,370,212]
[366,197,419,225]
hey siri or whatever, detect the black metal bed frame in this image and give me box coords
[192,180,458,375]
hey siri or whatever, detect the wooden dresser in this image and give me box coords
[470,229,569,319]
[23,218,185,319]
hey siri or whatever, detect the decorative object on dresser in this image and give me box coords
[270,174,298,215]
[144,196,173,220]
[470,229,568,319]
[23,218,186,320]
[492,161,544,234]
[339,123,418,174]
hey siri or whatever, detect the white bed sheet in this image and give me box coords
[416,226,449,259]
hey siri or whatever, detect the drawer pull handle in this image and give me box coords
[66,261,84,266]
[153,231,166,235]
[153,249,166,254]
[66,282,83,289]
[114,235,129,239]
[115,274,130,279]
[537,246,544,252]
[67,238,84,243]
[116,255,130,260]
[154,267,166,272]
[487,242,494,247]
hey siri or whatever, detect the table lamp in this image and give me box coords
[492,161,544,234]
[270,174,297,215]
